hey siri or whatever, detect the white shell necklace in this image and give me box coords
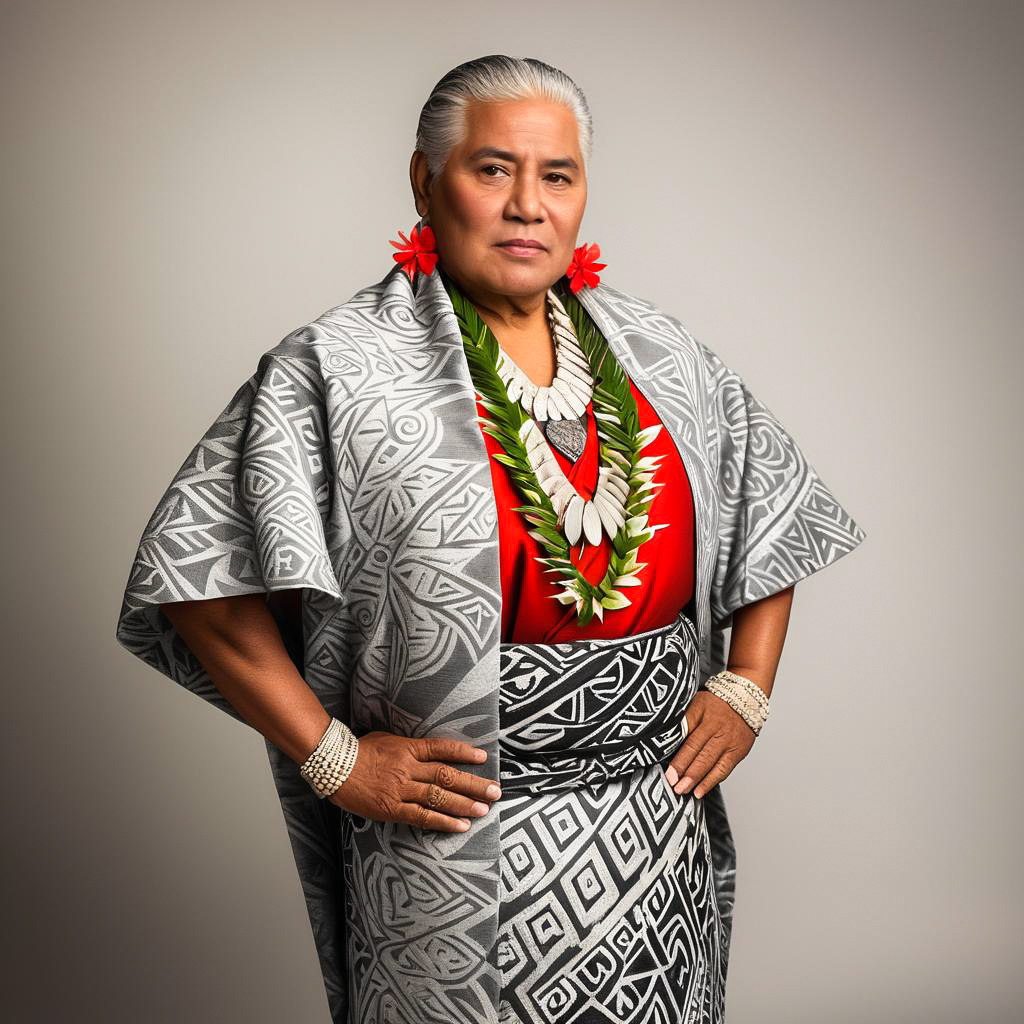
[494,289,630,549]
[495,289,593,424]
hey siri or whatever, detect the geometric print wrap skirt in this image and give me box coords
[495,610,726,1023]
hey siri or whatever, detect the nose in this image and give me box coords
[505,171,544,223]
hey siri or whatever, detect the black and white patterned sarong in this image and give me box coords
[496,610,725,1024]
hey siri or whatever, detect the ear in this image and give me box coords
[409,150,433,218]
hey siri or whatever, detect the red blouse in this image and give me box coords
[476,379,696,644]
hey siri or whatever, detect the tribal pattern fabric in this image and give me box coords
[115,260,866,1023]
[498,614,701,795]
[498,772,720,1024]
[495,612,725,1023]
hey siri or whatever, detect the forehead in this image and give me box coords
[458,98,582,160]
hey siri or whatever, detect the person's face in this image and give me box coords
[414,98,587,303]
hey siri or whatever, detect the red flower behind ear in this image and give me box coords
[566,242,607,293]
[389,224,439,280]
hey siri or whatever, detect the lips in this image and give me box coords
[497,239,546,250]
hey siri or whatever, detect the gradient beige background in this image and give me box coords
[4,0,1022,1020]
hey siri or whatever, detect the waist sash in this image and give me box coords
[498,611,700,794]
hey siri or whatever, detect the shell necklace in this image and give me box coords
[495,290,631,548]
[442,270,668,625]
[494,291,591,462]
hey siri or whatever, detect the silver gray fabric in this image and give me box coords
[115,261,866,1023]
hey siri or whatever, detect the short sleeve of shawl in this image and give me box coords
[702,343,867,631]
[114,340,345,721]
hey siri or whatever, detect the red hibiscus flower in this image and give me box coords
[389,224,439,280]
[565,242,607,293]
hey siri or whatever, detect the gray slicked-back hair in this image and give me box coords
[415,55,593,178]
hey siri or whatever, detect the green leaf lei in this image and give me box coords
[441,270,668,627]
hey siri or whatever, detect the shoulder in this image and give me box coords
[253,265,408,376]
[587,279,739,392]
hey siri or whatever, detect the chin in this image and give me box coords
[486,257,562,296]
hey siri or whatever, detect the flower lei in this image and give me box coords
[441,271,667,626]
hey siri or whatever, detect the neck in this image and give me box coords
[438,264,549,335]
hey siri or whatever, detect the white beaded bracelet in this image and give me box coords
[701,669,771,736]
[299,717,360,799]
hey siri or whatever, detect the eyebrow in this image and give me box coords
[466,146,580,172]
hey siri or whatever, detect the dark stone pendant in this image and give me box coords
[542,413,588,463]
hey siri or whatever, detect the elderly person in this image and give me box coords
[116,54,866,1024]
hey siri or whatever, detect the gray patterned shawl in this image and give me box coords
[115,261,866,1022]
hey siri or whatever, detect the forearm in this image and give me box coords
[161,593,331,764]
[725,585,795,697]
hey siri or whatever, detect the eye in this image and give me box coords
[547,173,572,184]
[481,164,508,177]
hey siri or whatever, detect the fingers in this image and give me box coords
[409,759,502,803]
[666,695,746,798]
[404,780,494,824]
[665,701,705,789]
[664,712,688,787]
[672,736,729,797]
[394,800,474,833]
[690,757,732,799]
[415,736,490,766]
[405,741,502,833]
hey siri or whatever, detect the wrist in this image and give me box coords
[299,716,360,799]
[702,668,771,737]
[295,710,334,764]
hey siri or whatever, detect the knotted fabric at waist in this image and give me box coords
[498,611,700,794]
